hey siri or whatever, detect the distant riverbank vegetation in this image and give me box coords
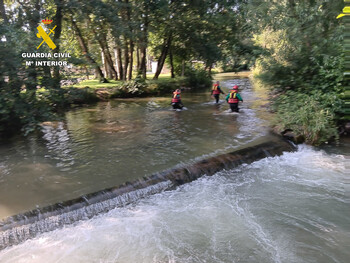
[248,0,345,145]
[0,0,346,145]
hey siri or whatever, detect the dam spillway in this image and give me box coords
[0,135,295,250]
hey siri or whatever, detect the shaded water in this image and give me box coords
[0,145,348,263]
[0,78,262,219]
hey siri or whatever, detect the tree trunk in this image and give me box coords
[25,0,40,91]
[42,66,52,88]
[100,31,118,80]
[70,17,107,82]
[140,47,147,79]
[128,40,134,80]
[102,51,112,79]
[115,46,123,80]
[208,63,213,76]
[136,47,140,71]
[53,0,63,88]
[125,0,133,80]
[181,60,185,77]
[87,15,118,81]
[153,35,172,79]
[139,10,149,79]
[123,39,129,80]
[0,0,8,23]
[169,48,175,78]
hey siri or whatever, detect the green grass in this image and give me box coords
[146,72,172,79]
[73,73,175,89]
[213,71,251,78]
[73,79,122,89]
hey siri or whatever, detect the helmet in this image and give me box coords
[230,85,238,92]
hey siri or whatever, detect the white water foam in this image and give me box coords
[0,146,349,263]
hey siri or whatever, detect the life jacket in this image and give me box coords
[171,92,181,103]
[228,91,239,103]
[212,84,221,95]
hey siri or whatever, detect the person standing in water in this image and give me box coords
[226,85,243,112]
[171,89,184,109]
[211,81,225,103]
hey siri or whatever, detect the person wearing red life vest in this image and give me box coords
[211,81,225,103]
[171,89,184,109]
[225,85,243,112]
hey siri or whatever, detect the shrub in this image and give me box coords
[273,91,341,145]
[118,80,147,96]
[146,78,183,95]
[184,68,212,90]
[64,87,99,104]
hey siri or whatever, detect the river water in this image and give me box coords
[0,77,263,219]
[0,77,349,262]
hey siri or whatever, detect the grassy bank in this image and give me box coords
[213,71,251,79]
[66,71,212,103]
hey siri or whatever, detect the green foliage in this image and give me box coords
[146,78,184,95]
[64,87,99,104]
[184,68,212,90]
[273,91,341,145]
[119,80,147,96]
[248,0,345,145]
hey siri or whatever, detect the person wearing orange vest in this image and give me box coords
[171,89,184,109]
[225,85,243,112]
[211,81,225,103]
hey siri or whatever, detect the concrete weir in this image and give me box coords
[0,135,295,250]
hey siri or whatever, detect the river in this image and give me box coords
[0,76,349,262]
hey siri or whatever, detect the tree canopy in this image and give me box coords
[0,0,346,144]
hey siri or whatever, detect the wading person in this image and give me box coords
[226,85,243,112]
[211,81,225,103]
[171,89,184,110]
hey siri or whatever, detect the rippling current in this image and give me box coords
[0,145,349,263]
[0,77,349,262]
[0,78,261,219]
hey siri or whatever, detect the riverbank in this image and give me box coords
[0,70,213,137]
[65,71,252,103]
[65,70,213,103]
[249,73,350,146]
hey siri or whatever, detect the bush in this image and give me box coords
[184,68,212,90]
[0,89,56,136]
[64,87,99,104]
[146,78,184,95]
[273,91,341,145]
[118,80,147,96]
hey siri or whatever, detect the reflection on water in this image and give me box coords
[0,78,267,219]
[0,146,348,263]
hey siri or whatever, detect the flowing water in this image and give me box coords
[0,77,349,262]
[0,78,263,219]
[0,145,348,263]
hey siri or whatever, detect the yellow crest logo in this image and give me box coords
[337,6,350,19]
[36,18,57,50]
